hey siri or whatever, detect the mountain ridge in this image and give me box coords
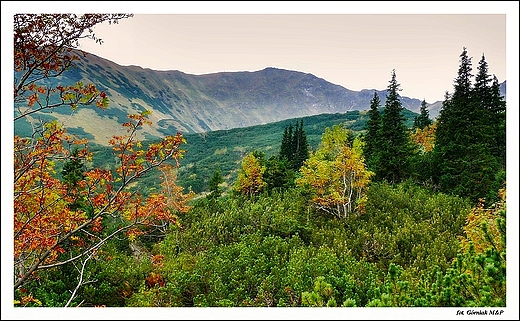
[15,50,506,146]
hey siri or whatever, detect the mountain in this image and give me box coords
[14,51,506,146]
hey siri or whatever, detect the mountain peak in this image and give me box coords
[17,51,478,145]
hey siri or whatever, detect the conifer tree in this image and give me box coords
[208,168,224,199]
[279,125,292,161]
[279,120,309,171]
[489,75,506,166]
[293,120,310,170]
[377,70,412,184]
[61,148,87,212]
[473,54,506,167]
[434,48,473,194]
[433,48,504,203]
[363,91,382,171]
[413,100,433,129]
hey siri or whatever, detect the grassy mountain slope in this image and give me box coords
[15,51,432,145]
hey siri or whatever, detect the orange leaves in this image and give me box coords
[14,13,154,291]
[27,93,38,107]
[14,13,188,291]
[158,164,193,214]
[151,254,165,267]
[126,228,145,242]
[109,113,186,184]
[90,217,103,233]
[145,272,166,288]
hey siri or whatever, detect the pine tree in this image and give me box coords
[413,100,433,129]
[364,91,382,171]
[279,120,309,171]
[263,156,293,193]
[473,54,506,168]
[279,125,292,161]
[434,48,473,194]
[433,48,504,203]
[293,120,309,170]
[488,75,506,166]
[208,168,224,199]
[377,69,412,184]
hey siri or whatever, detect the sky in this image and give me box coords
[74,13,508,104]
[3,2,516,104]
[2,2,519,320]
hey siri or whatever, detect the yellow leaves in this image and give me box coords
[15,295,42,307]
[410,122,436,153]
[459,188,506,254]
[235,153,267,196]
[297,126,373,218]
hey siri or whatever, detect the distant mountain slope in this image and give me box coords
[14,51,506,145]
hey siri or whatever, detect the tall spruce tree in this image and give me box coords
[434,48,473,194]
[473,53,506,168]
[489,75,506,167]
[413,100,433,129]
[364,91,382,171]
[279,120,309,171]
[208,168,224,199]
[61,148,87,212]
[473,54,494,146]
[377,69,412,184]
[293,120,310,170]
[433,48,504,203]
[280,125,292,162]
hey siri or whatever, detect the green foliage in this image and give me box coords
[263,156,295,193]
[413,100,433,129]
[348,182,471,271]
[207,168,223,199]
[80,245,153,307]
[376,70,414,184]
[13,241,150,307]
[25,179,505,308]
[366,194,506,307]
[433,48,506,203]
[278,119,309,171]
[61,147,90,213]
[168,189,312,253]
[120,189,390,307]
[301,276,335,307]
[363,91,382,171]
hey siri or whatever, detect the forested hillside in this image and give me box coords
[12,14,509,315]
[86,109,418,194]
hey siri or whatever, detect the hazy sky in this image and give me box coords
[75,12,509,103]
[3,2,518,104]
